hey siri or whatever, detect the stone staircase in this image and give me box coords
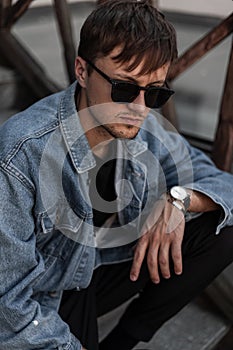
[98,293,231,350]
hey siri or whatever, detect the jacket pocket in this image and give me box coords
[37,203,89,253]
[34,203,94,291]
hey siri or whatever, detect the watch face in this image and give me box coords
[170,186,187,201]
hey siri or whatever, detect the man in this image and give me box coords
[0,1,233,349]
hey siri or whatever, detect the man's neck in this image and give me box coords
[76,87,114,155]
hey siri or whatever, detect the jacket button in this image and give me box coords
[48,291,58,297]
[32,320,39,326]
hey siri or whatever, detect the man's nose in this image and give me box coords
[127,90,147,113]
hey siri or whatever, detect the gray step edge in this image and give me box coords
[98,296,230,350]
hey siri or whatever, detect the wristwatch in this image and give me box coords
[169,186,191,214]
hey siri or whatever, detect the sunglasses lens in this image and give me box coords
[145,87,174,108]
[111,82,140,103]
[111,80,174,108]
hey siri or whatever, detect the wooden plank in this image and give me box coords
[53,0,76,83]
[212,42,233,171]
[97,0,156,5]
[6,0,34,29]
[0,30,60,99]
[168,13,233,81]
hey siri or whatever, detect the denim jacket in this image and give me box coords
[0,82,233,349]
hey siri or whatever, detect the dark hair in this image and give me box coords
[78,0,178,75]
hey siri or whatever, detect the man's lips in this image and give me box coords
[118,115,144,126]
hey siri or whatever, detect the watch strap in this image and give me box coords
[183,195,190,211]
[171,200,186,216]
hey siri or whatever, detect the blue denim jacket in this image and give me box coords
[0,82,233,349]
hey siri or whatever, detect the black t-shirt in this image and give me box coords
[89,149,117,228]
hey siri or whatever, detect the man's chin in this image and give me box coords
[104,123,140,139]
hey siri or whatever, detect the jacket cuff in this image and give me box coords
[58,333,82,350]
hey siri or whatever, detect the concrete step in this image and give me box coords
[206,263,233,324]
[98,295,230,350]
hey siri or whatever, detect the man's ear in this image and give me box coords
[75,56,88,88]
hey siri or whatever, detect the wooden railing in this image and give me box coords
[166,13,233,172]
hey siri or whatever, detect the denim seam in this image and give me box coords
[0,163,35,193]
[4,121,60,166]
[0,121,60,192]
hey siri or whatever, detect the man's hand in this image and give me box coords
[130,195,185,284]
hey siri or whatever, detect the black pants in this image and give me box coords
[59,212,233,349]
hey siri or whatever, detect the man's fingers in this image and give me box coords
[130,236,148,281]
[158,242,171,279]
[147,244,160,283]
[171,239,183,275]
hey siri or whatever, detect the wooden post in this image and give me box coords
[0,0,12,28]
[212,42,233,172]
[53,0,76,83]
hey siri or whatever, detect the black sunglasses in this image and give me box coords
[83,57,174,109]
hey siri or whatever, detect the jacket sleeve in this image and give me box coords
[160,130,233,233]
[0,168,81,350]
